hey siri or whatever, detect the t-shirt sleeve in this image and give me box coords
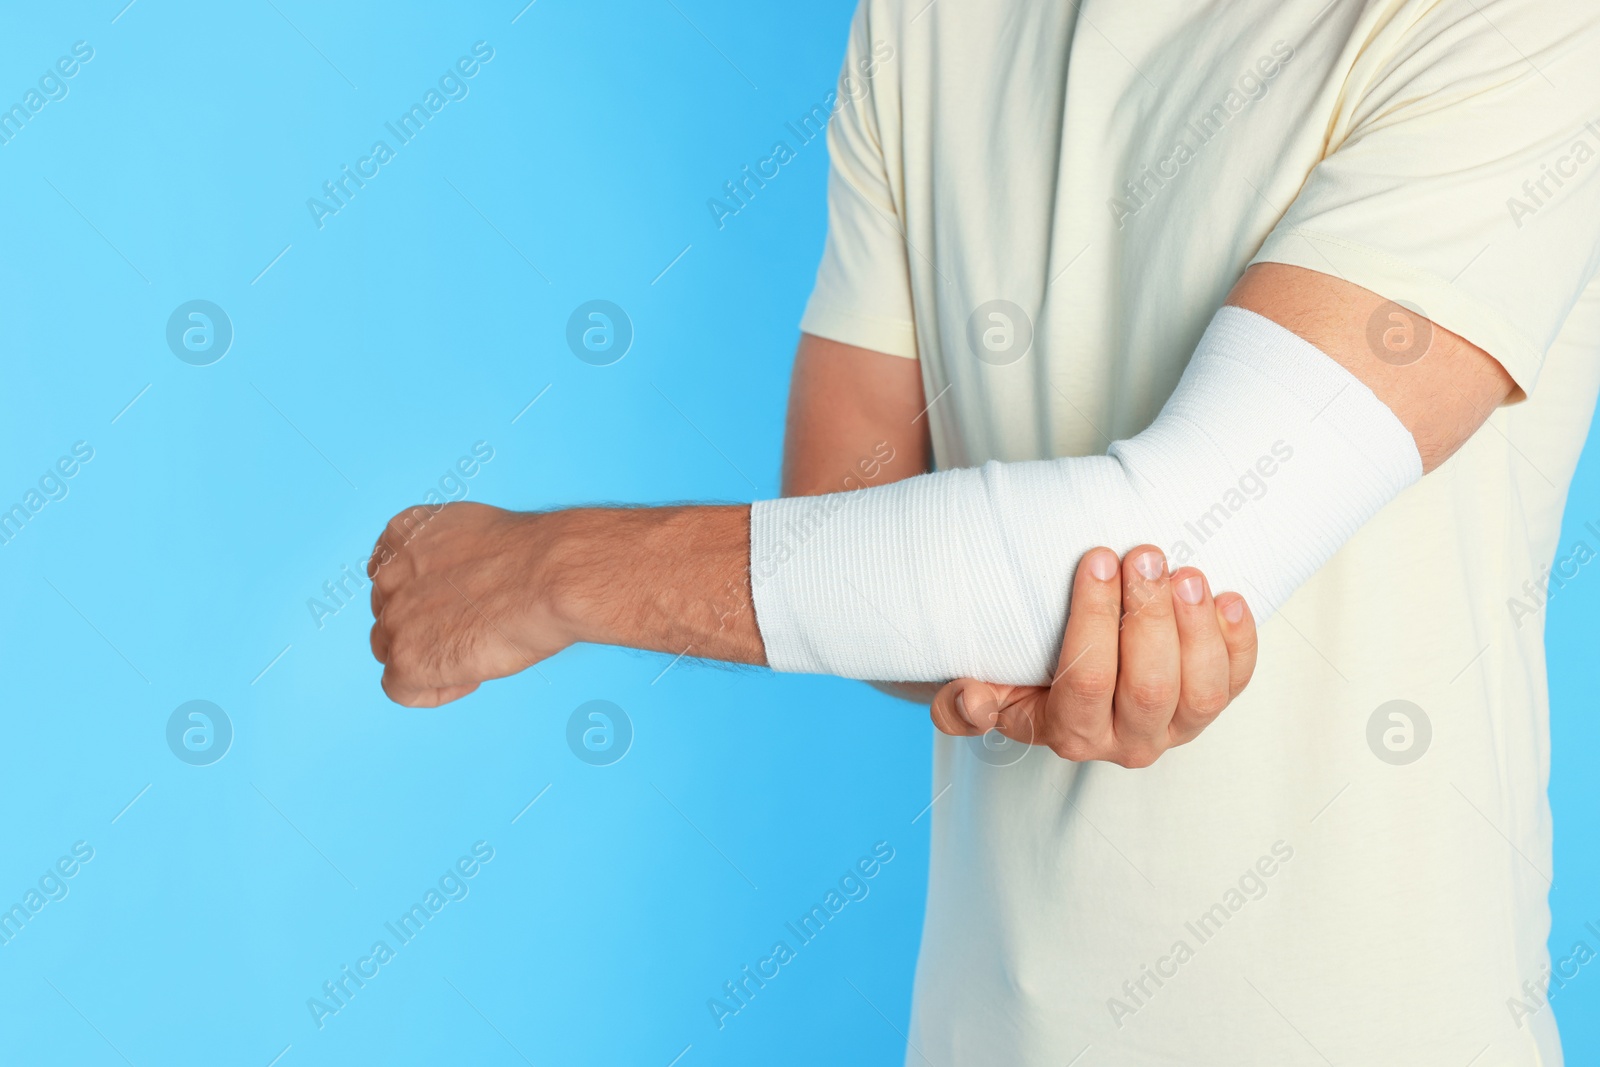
[799,2,918,359]
[1249,1,1600,395]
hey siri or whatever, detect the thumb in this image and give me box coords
[931,678,1005,736]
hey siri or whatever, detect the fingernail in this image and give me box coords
[1134,550,1165,581]
[955,690,970,723]
[1088,550,1117,582]
[1175,576,1204,604]
[1221,597,1245,624]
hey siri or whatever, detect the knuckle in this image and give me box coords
[386,634,414,670]
[1077,587,1122,617]
[1121,592,1171,627]
[1186,687,1231,720]
[1116,746,1161,770]
[1051,736,1096,762]
[1125,677,1178,711]
[1064,665,1117,701]
[385,621,425,671]
[1042,718,1103,762]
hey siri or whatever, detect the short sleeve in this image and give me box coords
[1250,1,1600,395]
[800,2,918,359]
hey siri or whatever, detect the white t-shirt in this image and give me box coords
[800,1,1600,1063]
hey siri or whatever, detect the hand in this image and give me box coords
[367,500,766,707]
[929,546,1257,768]
[368,502,570,707]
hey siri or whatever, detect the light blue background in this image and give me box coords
[0,2,1595,1064]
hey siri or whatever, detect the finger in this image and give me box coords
[990,688,1049,749]
[370,565,386,618]
[1113,545,1179,767]
[368,537,400,618]
[380,670,479,709]
[1043,547,1123,760]
[953,681,1004,733]
[380,643,482,706]
[367,521,401,583]
[369,509,424,600]
[944,680,1043,747]
[369,618,390,665]
[408,683,482,708]
[1214,593,1259,700]
[378,627,440,707]
[1166,568,1232,746]
[930,681,983,737]
[380,664,425,707]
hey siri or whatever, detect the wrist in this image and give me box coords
[526,507,611,649]
[528,503,764,664]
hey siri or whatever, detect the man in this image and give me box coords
[368,0,1600,1062]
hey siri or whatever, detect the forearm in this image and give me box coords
[548,505,767,666]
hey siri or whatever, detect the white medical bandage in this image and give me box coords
[748,307,1422,686]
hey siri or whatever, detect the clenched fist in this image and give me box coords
[367,502,574,707]
[368,501,768,706]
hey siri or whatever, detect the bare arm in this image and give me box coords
[1231,263,1512,474]
[369,265,1513,706]
[779,332,931,497]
